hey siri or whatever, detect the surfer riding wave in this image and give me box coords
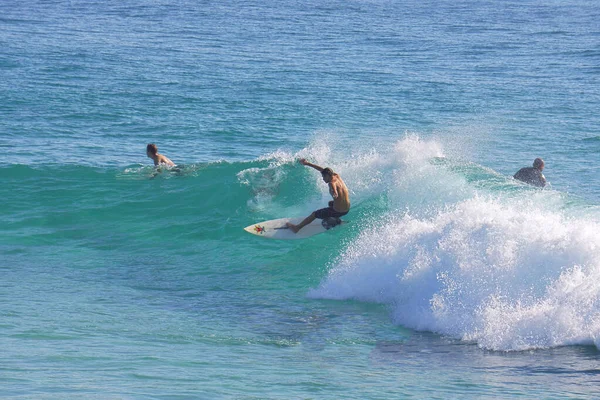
[286,159,350,233]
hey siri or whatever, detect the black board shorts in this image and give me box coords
[314,206,348,220]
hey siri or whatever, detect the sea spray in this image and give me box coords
[311,190,600,351]
[302,137,600,351]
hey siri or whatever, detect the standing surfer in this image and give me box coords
[286,159,350,233]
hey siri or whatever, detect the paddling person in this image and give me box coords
[146,143,175,167]
[286,158,350,233]
[514,158,546,188]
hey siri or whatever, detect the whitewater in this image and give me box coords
[237,135,600,352]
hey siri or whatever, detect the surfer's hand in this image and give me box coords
[299,158,308,165]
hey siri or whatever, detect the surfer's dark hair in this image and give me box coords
[146,143,158,155]
[321,167,334,177]
[533,158,544,169]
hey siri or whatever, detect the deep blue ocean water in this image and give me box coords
[2,0,600,398]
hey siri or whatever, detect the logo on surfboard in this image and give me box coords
[253,225,266,234]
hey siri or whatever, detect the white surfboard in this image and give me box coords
[244,217,345,240]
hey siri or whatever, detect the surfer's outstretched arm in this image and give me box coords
[298,158,324,173]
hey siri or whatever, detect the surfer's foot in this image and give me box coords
[285,222,300,233]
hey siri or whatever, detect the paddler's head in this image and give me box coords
[146,143,158,158]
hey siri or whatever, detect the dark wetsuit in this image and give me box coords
[514,167,546,187]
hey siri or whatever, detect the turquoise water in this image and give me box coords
[3,0,600,398]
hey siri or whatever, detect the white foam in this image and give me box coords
[302,134,600,351]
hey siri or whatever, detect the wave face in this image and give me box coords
[4,134,600,353]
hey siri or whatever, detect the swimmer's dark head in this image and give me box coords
[533,158,545,170]
[146,143,158,156]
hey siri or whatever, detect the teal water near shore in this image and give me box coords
[2,0,600,398]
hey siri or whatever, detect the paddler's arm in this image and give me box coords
[298,158,324,172]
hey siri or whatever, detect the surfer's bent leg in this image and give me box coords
[286,212,316,233]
